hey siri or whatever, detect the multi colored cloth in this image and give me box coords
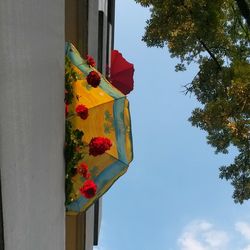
[65,43,133,213]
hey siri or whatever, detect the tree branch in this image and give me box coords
[181,2,222,70]
[198,39,222,70]
[235,0,250,28]
[231,4,250,40]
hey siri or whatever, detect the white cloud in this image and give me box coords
[235,222,250,241]
[178,233,205,250]
[177,220,229,250]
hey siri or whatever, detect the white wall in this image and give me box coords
[0,1,65,250]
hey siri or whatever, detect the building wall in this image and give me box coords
[0,1,65,250]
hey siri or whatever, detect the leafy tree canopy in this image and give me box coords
[135,0,250,203]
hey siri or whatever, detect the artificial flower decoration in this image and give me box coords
[89,137,112,156]
[86,71,101,88]
[77,162,90,179]
[75,104,89,120]
[86,55,96,67]
[79,180,97,199]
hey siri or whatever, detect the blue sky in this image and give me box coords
[95,1,250,250]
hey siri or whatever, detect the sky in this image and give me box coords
[95,1,250,250]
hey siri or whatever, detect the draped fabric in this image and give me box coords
[110,50,134,95]
[66,43,133,213]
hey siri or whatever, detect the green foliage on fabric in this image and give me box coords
[65,56,77,105]
[65,121,85,205]
[65,57,85,205]
[135,0,250,203]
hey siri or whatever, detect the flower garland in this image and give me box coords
[64,55,112,206]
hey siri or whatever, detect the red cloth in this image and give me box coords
[110,50,134,95]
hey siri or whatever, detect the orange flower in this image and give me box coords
[77,162,90,179]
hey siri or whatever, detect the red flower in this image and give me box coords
[65,104,69,116]
[86,55,96,67]
[79,180,97,199]
[75,104,88,120]
[89,137,112,156]
[77,162,90,179]
[86,71,101,88]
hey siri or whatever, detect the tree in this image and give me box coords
[135,0,250,203]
